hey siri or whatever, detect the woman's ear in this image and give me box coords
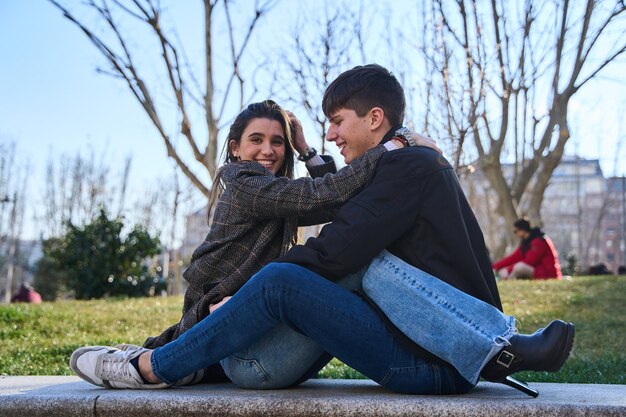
[229,140,240,159]
[368,107,385,131]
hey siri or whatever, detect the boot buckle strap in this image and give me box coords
[496,350,515,368]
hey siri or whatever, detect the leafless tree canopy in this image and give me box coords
[0,141,29,302]
[277,3,368,153]
[416,0,626,255]
[48,0,625,260]
[49,0,277,197]
[40,151,123,237]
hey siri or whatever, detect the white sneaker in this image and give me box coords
[114,343,142,351]
[69,346,171,389]
[114,343,204,386]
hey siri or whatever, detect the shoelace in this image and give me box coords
[98,351,140,383]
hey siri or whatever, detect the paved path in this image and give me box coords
[1,376,624,416]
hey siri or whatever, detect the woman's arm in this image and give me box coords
[223,143,390,220]
[296,155,340,226]
[224,111,439,220]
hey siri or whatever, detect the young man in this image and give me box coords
[493,219,562,280]
[70,65,573,396]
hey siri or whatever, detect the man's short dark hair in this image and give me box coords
[322,64,406,126]
[513,218,531,232]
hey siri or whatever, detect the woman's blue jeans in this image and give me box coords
[151,262,474,394]
[219,271,365,390]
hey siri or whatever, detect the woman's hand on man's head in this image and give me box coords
[287,111,310,155]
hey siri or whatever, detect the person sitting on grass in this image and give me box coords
[11,283,42,304]
[493,218,562,280]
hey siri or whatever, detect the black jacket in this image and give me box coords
[278,146,502,311]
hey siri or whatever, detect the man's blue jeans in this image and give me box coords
[151,263,474,394]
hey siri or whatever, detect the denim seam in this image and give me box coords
[265,283,376,334]
[378,253,513,385]
[380,257,494,343]
[379,364,425,386]
[227,356,271,389]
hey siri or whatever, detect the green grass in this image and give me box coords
[1,276,624,383]
[498,275,625,384]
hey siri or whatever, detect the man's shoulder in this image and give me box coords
[376,146,453,177]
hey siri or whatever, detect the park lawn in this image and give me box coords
[0,275,624,384]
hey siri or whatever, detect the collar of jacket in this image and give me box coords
[379,124,404,145]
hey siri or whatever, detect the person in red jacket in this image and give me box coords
[493,219,562,280]
[11,283,42,304]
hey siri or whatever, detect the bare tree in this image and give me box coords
[49,0,277,197]
[116,156,132,218]
[417,0,626,256]
[277,2,364,153]
[130,164,202,294]
[0,141,29,302]
[42,149,131,237]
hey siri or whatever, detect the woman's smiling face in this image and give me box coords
[230,117,287,174]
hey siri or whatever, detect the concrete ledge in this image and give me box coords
[1,376,624,417]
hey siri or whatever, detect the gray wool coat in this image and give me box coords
[143,144,388,349]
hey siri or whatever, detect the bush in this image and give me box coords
[33,209,161,300]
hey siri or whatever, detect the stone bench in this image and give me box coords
[1,376,624,416]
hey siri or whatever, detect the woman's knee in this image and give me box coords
[498,268,510,280]
[253,263,311,289]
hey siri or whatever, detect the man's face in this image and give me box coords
[326,108,379,164]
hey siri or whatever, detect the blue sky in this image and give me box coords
[1,1,167,185]
[1,1,625,240]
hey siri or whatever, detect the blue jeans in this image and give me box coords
[362,250,516,384]
[220,272,364,389]
[151,263,473,394]
[220,323,332,389]
[220,251,514,388]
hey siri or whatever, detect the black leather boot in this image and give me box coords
[481,320,575,397]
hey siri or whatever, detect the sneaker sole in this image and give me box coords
[70,346,114,388]
[546,322,575,372]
